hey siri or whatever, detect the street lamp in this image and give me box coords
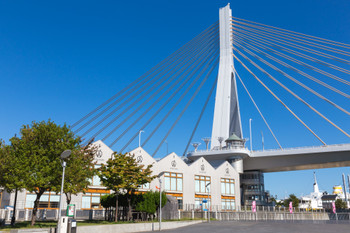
[57,149,71,233]
[158,178,162,231]
[164,140,168,155]
[206,182,211,223]
[139,130,144,148]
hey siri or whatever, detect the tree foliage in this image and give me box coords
[283,194,299,208]
[8,120,95,225]
[99,152,156,221]
[335,199,347,210]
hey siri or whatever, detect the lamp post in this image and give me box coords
[57,150,71,233]
[206,182,211,223]
[139,130,144,148]
[164,140,168,155]
[249,119,252,153]
[159,178,162,231]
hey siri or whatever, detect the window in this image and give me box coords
[195,175,211,193]
[221,198,235,211]
[91,165,102,186]
[221,178,235,195]
[164,172,183,192]
[25,192,60,209]
[82,192,108,209]
[140,182,150,189]
[195,196,211,210]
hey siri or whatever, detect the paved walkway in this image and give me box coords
[145,221,350,233]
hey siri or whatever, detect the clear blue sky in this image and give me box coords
[1,0,349,199]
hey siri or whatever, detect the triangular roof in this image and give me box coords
[128,147,157,165]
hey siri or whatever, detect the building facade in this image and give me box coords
[0,140,241,212]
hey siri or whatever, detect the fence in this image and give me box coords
[1,208,350,223]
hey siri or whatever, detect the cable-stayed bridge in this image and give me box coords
[72,4,350,175]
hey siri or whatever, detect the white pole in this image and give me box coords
[57,160,66,233]
[249,119,252,152]
[139,130,144,148]
[206,182,211,223]
[159,178,162,231]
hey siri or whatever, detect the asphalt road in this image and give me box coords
[147,221,350,233]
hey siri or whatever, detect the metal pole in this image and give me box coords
[206,182,211,223]
[57,160,66,233]
[139,130,144,148]
[165,141,168,155]
[159,179,162,231]
[249,119,252,152]
[343,173,348,208]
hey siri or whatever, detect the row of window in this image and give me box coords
[25,191,108,209]
[164,172,235,195]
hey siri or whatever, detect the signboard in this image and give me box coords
[252,201,256,213]
[202,200,208,203]
[332,201,336,214]
[289,202,293,213]
[67,204,75,217]
[203,209,208,211]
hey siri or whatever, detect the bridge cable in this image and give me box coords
[142,50,220,152]
[231,20,350,54]
[80,26,219,140]
[232,28,350,75]
[232,38,350,107]
[232,46,350,138]
[71,22,218,130]
[151,57,220,157]
[231,23,350,57]
[231,17,350,49]
[182,75,218,156]
[103,32,220,145]
[231,51,327,145]
[232,26,350,65]
[233,34,350,87]
[110,39,219,148]
[232,67,283,149]
[118,39,220,151]
[74,23,219,135]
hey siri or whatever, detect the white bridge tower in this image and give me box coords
[211,4,242,150]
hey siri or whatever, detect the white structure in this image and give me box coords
[211,3,242,150]
[299,172,323,209]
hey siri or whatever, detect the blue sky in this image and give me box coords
[1,0,349,199]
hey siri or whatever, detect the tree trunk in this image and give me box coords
[31,191,44,226]
[127,194,132,221]
[114,194,119,222]
[65,192,72,205]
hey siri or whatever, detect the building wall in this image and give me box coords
[2,140,241,211]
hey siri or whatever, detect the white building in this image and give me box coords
[0,140,241,212]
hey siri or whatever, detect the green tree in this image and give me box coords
[335,199,347,210]
[0,140,24,226]
[9,120,90,226]
[283,194,299,208]
[99,152,156,221]
[59,143,98,205]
